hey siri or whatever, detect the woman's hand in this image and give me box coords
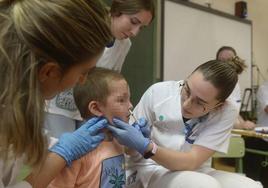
[107,118,150,154]
[49,117,108,166]
[132,117,151,138]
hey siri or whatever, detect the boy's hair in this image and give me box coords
[0,0,112,166]
[74,67,125,119]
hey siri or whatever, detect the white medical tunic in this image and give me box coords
[257,81,268,127]
[228,83,241,111]
[126,81,238,187]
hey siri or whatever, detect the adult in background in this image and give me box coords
[243,81,268,187]
[216,46,256,130]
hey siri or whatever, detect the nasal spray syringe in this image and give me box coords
[129,109,138,124]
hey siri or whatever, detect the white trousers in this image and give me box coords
[148,169,262,188]
[147,167,262,188]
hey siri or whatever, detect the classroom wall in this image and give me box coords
[190,0,268,85]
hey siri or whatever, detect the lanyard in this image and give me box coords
[184,119,199,144]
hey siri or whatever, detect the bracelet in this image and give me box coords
[143,141,158,159]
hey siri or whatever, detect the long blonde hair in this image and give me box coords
[0,0,112,166]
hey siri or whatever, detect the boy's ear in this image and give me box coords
[38,62,62,83]
[88,101,104,117]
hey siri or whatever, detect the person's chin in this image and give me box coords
[182,109,193,119]
[43,93,57,100]
[120,32,129,40]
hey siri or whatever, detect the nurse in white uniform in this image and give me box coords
[257,81,268,127]
[44,0,155,138]
[108,59,262,188]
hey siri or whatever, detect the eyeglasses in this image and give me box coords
[181,81,221,112]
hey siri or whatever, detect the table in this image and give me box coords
[231,129,268,139]
[231,129,268,168]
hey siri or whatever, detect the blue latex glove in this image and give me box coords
[49,117,107,166]
[132,117,151,138]
[107,118,150,154]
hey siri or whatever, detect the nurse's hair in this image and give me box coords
[193,57,247,102]
[216,46,237,60]
[73,67,126,119]
[0,0,112,166]
[110,0,155,20]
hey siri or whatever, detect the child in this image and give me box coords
[48,68,133,188]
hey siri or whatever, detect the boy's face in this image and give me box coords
[99,79,133,124]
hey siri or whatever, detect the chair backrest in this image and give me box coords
[213,136,245,158]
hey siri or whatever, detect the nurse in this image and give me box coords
[108,59,262,188]
[257,81,268,127]
[243,81,268,188]
[44,0,155,138]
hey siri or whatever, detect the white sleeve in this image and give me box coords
[257,83,268,110]
[113,39,131,72]
[194,102,237,153]
[227,83,241,111]
[96,39,131,72]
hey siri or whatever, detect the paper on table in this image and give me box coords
[255,127,268,134]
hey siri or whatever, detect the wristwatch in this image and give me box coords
[143,141,158,159]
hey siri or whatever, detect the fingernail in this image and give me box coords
[112,118,119,122]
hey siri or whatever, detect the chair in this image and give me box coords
[212,136,245,173]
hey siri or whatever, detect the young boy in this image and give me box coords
[48,67,133,188]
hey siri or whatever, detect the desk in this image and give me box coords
[231,129,268,139]
[231,129,268,168]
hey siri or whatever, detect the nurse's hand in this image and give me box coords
[132,117,151,138]
[49,117,107,166]
[107,118,150,154]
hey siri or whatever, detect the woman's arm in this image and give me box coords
[25,117,108,188]
[25,153,66,188]
[233,115,256,130]
[150,144,215,171]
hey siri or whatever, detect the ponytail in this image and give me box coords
[227,55,247,75]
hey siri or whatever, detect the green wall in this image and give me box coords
[122,22,156,106]
[103,0,158,106]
